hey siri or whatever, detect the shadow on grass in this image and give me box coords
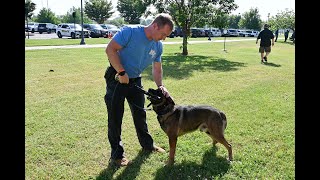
[154,147,231,180]
[262,61,281,67]
[96,150,151,180]
[142,55,246,80]
[276,41,295,46]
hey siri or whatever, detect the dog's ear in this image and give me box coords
[156,89,164,97]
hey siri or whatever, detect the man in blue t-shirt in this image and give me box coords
[104,13,174,167]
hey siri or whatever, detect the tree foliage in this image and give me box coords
[268,9,295,32]
[106,17,127,27]
[238,8,262,30]
[25,0,36,21]
[117,0,153,24]
[84,0,114,24]
[228,14,241,29]
[60,7,93,24]
[152,0,238,55]
[35,8,59,24]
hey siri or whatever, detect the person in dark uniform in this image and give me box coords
[256,24,275,63]
[284,29,289,42]
[274,29,279,42]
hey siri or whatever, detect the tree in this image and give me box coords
[117,0,153,24]
[238,8,261,30]
[268,9,295,32]
[84,0,114,24]
[228,14,241,29]
[25,0,36,22]
[60,7,93,24]
[152,0,238,55]
[36,8,59,24]
[106,17,127,27]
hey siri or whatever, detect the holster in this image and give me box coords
[104,65,117,83]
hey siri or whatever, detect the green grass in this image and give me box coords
[25,39,295,179]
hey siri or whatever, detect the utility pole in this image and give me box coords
[80,0,86,45]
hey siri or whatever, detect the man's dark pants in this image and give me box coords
[104,67,154,160]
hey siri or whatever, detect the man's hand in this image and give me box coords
[158,85,171,98]
[116,73,129,84]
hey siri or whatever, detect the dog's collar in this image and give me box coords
[155,104,173,115]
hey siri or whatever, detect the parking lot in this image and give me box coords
[25,32,83,39]
[25,32,59,39]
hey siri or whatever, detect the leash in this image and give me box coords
[114,76,161,111]
[128,83,161,111]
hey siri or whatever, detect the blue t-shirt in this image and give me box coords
[112,25,163,78]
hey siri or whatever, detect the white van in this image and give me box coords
[211,28,222,37]
[25,22,38,33]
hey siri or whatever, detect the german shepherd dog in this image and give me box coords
[145,88,233,165]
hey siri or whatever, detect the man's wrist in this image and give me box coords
[117,69,126,76]
[158,84,164,88]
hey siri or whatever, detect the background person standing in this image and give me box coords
[274,29,279,42]
[256,24,275,63]
[284,29,289,42]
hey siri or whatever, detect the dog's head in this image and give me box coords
[147,88,175,115]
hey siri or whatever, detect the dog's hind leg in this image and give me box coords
[207,124,233,161]
[214,135,233,161]
[200,123,218,145]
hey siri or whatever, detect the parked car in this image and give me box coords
[167,30,175,38]
[56,23,90,39]
[211,28,222,37]
[38,23,56,34]
[174,27,183,37]
[121,24,144,29]
[244,30,256,37]
[100,24,120,37]
[222,29,239,37]
[197,28,206,37]
[25,22,38,33]
[191,28,201,37]
[237,29,246,37]
[82,24,108,38]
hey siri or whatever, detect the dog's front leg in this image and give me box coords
[166,135,177,166]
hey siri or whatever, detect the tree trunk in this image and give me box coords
[181,22,189,56]
[182,35,188,55]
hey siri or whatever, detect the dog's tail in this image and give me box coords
[219,111,227,130]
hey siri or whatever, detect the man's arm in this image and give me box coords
[105,39,129,84]
[152,62,163,87]
[153,62,171,97]
[256,32,261,44]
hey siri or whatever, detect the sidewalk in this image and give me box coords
[25,38,259,51]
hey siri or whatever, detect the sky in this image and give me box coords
[31,0,295,21]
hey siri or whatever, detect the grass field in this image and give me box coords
[25,39,295,179]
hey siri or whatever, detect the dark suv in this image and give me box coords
[38,23,55,34]
[82,24,108,38]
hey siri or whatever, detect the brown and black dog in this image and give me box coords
[146,88,233,165]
